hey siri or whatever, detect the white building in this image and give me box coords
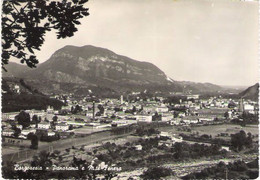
[158,140,173,147]
[2,113,18,121]
[135,145,142,151]
[143,106,156,113]
[2,129,14,137]
[186,94,199,100]
[178,112,186,118]
[199,116,215,123]
[21,129,36,136]
[182,116,199,124]
[170,118,182,125]
[38,122,50,129]
[161,114,173,122]
[156,106,169,113]
[55,123,69,131]
[14,84,20,94]
[86,111,94,118]
[135,115,153,122]
[172,136,183,143]
[244,104,254,111]
[17,125,23,130]
[47,130,56,136]
[67,121,86,126]
[159,131,169,137]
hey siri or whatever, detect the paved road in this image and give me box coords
[2,131,132,163]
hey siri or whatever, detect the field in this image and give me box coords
[2,146,22,155]
[74,126,110,135]
[159,124,259,139]
[191,124,259,137]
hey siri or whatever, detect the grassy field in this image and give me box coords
[159,124,259,138]
[2,146,22,155]
[191,124,259,137]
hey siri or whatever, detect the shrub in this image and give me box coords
[141,166,175,179]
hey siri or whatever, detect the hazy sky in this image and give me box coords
[25,0,258,86]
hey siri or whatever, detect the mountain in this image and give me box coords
[2,62,31,78]
[2,45,229,96]
[239,83,259,101]
[2,77,65,112]
[23,45,173,85]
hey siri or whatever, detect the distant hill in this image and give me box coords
[2,78,65,112]
[176,81,224,93]
[2,62,31,78]
[2,45,233,96]
[239,83,259,101]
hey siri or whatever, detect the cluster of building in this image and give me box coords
[2,93,258,141]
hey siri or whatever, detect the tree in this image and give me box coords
[152,112,161,121]
[173,142,186,159]
[12,126,21,138]
[50,115,57,129]
[224,111,229,119]
[30,134,38,149]
[132,105,136,113]
[245,132,253,148]
[32,115,38,124]
[231,130,247,151]
[2,0,89,70]
[52,115,58,122]
[16,111,31,128]
[27,132,35,140]
[32,114,40,128]
[136,127,145,136]
[72,104,82,114]
[97,104,104,114]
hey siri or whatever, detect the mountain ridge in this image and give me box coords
[239,83,259,101]
[2,45,234,95]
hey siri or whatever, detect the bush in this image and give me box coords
[40,135,60,142]
[141,166,175,179]
[246,170,259,179]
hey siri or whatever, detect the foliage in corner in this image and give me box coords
[2,0,89,70]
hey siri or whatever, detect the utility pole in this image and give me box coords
[225,167,228,179]
[93,101,95,121]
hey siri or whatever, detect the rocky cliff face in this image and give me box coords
[23,45,172,86]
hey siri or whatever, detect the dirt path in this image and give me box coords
[113,154,258,179]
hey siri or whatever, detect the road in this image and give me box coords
[2,131,132,163]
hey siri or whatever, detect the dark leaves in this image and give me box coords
[79,0,88,5]
[82,11,89,16]
[28,47,34,54]
[73,20,81,25]
[2,0,89,69]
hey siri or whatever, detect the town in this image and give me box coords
[2,0,259,178]
[2,92,258,140]
[2,91,259,179]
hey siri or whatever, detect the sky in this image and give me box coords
[24,0,259,86]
